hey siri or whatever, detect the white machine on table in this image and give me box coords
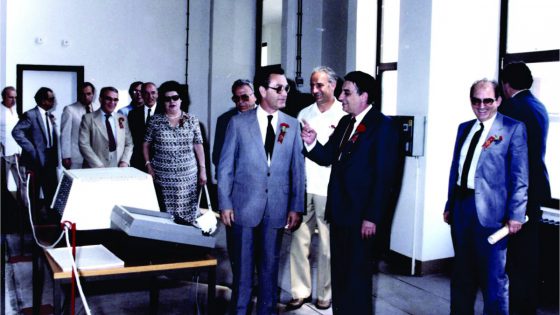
[51,167,216,248]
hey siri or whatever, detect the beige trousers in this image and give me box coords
[289,193,331,301]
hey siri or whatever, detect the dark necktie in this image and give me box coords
[105,114,117,152]
[45,112,53,148]
[460,122,484,189]
[339,117,356,149]
[264,115,275,160]
[86,104,92,113]
[146,108,151,122]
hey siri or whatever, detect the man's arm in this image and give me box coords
[11,113,37,162]
[217,117,237,213]
[78,115,104,168]
[60,105,73,168]
[119,117,133,166]
[506,122,529,224]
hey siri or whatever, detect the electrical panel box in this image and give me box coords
[389,115,425,157]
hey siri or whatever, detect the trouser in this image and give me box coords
[289,193,331,301]
[450,189,509,315]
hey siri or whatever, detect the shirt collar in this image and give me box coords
[354,105,372,125]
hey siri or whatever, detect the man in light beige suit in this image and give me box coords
[79,87,133,168]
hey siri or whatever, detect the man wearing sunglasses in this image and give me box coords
[128,82,158,171]
[443,79,528,315]
[212,79,257,176]
[218,66,305,314]
[12,87,60,216]
[79,87,133,168]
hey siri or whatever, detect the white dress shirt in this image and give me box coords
[256,105,278,165]
[0,104,21,155]
[37,106,54,148]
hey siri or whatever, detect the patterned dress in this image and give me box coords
[144,112,203,223]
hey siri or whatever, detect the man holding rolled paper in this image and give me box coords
[443,79,528,315]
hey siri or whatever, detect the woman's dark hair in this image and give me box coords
[157,80,190,113]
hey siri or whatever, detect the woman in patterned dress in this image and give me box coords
[142,81,207,224]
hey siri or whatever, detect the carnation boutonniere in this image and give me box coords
[278,123,289,144]
[482,135,503,150]
[350,123,366,143]
[118,117,125,129]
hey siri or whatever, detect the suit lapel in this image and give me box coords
[248,111,268,162]
[33,107,48,144]
[479,114,504,162]
[93,110,109,141]
[270,112,289,166]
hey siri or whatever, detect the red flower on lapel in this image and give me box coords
[482,135,503,150]
[118,117,125,129]
[278,123,289,144]
[350,123,366,143]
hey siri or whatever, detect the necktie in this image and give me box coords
[146,108,151,122]
[460,122,484,189]
[105,114,117,152]
[264,115,275,160]
[86,104,92,113]
[339,117,356,149]
[45,112,53,148]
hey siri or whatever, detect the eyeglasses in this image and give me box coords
[103,96,119,102]
[267,85,290,94]
[163,95,181,102]
[231,93,253,103]
[470,97,495,106]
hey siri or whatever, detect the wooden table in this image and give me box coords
[33,229,217,315]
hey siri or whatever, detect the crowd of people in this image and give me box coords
[0,61,550,315]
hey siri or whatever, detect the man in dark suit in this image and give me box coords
[444,79,528,315]
[12,87,59,211]
[301,71,401,314]
[128,82,158,171]
[500,62,551,315]
[218,66,305,314]
[211,79,257,176]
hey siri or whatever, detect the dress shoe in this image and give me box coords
[286,296,312,310]
[315,299,331,310]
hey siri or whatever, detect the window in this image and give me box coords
[500,0,560,207]
[376,0,400,114]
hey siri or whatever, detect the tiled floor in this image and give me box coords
[1,193,558,314]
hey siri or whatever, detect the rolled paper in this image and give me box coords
[487,215,529,245]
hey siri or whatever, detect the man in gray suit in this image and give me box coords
[218,66,305,315]
[60,82,98,169]
[444,79,528,315]
[12,87,59,209]
[79,87,133,168]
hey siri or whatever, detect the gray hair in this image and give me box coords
[311,66,338,84]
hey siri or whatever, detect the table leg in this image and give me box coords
[207,266,216,315]
[32,246,43,315]
[149,277,159,315]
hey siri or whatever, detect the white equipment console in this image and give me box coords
[51,168,160,230]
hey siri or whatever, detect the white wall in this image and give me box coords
[5,0,187,107]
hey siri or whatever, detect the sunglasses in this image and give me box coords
[470,97,495,106]
[103,96,119,102]
[163,95,181,102]
[267,85,291,94]
[231,93,253,103]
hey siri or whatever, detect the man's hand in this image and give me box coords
[443,211,450,224]
[361,220,376,239]
[221,209,234,227]
[62,158,72,169]
[507,219,523,234]
[118,161,129,167]
[285,211,302,231]
[301,119,317,145]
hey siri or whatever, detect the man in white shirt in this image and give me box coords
[1,86,22,191]
[60,82,98,169]
[287,66,345,311]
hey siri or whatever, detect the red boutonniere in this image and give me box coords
[330,124,336,129]
[350,123,366,143]
[118,117,125,129]
[278,123,289,144]
[482,135,503,150]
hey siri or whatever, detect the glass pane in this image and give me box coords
[381,70,398,115]
[356,0,377,76]
[381,0,400,62]
[528,62,560,199]
[262,0,282,66]
[507,0,560,53]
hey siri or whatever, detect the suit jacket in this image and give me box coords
[78,109,133,168]
[305,108,401,227]
[60,101,99,167]
[217,109,305,228]
[12,106,59,169]
[127,106,150,171]
[212,108,238,169]
[499,90,551,206]
[445,113,529,228]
